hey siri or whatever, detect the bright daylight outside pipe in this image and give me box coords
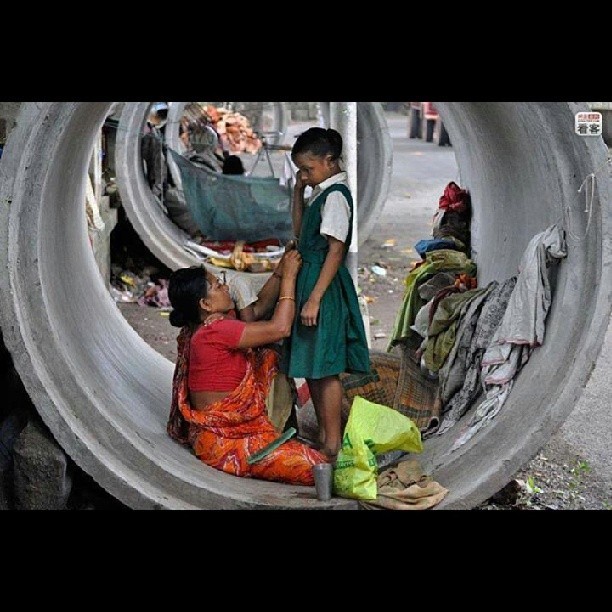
[0,102,610,509]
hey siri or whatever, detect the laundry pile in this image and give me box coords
[388,182,567,450]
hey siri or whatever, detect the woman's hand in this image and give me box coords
[281,249,302,279]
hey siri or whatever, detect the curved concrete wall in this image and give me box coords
[0,102,610,509]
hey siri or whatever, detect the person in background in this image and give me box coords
[182,122,224,173]
[141,102,169,200]
[280,127,371,462]
[166,249,329,486]
[222,154,246,175]
[165,121,224,236]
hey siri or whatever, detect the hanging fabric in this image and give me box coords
[167,148,293,242]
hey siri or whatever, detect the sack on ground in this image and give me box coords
[333,395,423,500]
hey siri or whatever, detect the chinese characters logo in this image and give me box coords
[575,111,602,136]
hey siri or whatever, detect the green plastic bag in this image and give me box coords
[333,396,423,500]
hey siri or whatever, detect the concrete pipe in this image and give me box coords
[115,102,392,272]
[115,102,197,271]
[0,102,610,510]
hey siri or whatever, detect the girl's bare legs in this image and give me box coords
[307,375,343,461]
[307,378,325,448]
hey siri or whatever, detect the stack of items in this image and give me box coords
[203,105,263,154]
[184,238,285,274]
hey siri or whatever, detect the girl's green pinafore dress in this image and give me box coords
[280,183,370,379]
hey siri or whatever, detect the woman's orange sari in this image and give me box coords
[168,327,327,486]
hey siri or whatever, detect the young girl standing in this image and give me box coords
[280,127,370,462]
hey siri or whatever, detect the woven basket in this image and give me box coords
[296,344,440,443]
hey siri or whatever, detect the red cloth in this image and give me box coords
[438,181,469,214]
[188,319,247,392]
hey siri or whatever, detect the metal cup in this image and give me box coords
[312,463,334,501]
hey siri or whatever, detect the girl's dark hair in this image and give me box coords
[167,266,208,328]
[291,127,343,162]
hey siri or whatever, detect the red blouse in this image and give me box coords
[188,319,247,392]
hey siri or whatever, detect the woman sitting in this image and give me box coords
[167,250,328,486]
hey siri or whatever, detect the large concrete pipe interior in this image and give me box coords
[0,102,610,509]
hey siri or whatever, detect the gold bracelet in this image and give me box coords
[278,296,295,301]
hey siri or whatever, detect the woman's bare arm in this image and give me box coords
[236,250,301,348]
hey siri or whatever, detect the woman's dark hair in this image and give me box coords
[291,127,343,162]
[167,267,208,328]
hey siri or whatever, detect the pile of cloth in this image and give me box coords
[359,459,448,510]
[387,181,568,450]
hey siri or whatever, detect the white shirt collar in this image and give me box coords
[312,171,348,196]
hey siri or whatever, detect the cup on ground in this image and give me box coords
[312,463,333,501]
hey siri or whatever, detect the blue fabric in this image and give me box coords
[168,148,293,241]
[415,238,460,258]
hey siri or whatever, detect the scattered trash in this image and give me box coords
[138,278,171,309]
[382,239,396,249]
[119,271,139,287]
[374,332,387,339]
[371,265,387,276]
[110,262,172,310]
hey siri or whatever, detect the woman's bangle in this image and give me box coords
[278,296,295,301]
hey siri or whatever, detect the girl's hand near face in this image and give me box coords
[294,169,306,193]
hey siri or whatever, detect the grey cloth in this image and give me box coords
[435,277,516,436]
[484,224,567,355]
[446,224,567,449]
[163,146,224,237]
[418,272,457,301]
[439,283,496,404]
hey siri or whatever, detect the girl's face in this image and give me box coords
[293,152,336,187]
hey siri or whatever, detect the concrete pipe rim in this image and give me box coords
[0,102,610,510]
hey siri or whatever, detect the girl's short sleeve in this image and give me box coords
[320,190,351,242]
